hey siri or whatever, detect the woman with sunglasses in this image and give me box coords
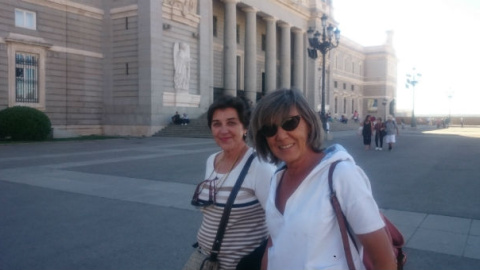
[248,89,396,270]
[184,96,275,270]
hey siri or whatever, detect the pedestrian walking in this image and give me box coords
[362,115,374,150]
[374,117,386,150]
[385,115,399,151]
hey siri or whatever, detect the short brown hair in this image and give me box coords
[248,89,324,164]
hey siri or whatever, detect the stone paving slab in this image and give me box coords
[465,236,480,260]
[407,229,467,257]
[2,164,480,261]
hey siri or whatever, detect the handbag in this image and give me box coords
[236,238,267,270]
[183,247,217,270]
[328,160,406,270]
[184,154,256,270]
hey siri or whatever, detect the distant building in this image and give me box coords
[0,0,396,137]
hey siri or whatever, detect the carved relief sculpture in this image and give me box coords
[173,41,191,93]
[165,0,198,16]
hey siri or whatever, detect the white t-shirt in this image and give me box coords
[196,148,275,270]
[266,144,385,270]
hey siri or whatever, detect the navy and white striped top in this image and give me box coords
[196,148,275,270]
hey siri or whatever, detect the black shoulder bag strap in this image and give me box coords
[209,153,256,261]
[328,160,357,270]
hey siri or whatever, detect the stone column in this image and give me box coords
[244,7,257,103]
[198,0,214,107]
[223,0,237,96]
[264,16,277,94]
[292,28,304,91]
[279,22,291,89]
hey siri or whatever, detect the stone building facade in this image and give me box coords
[0,0,396,137]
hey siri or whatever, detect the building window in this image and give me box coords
[213,16,217,37]
[352,100,354,112]
[15,9,36,30]
[351,85,354,91]
[334,97,338,114]
[261,34,266,51]
[15,53,39,103]
[352,62,355,73]
[343,83,346,90]
[236,24,240,43]
[8,42,46,109]
[334,81,338,88]
[343,98,347,113]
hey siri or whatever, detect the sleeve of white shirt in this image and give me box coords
[204,153,216,179]
[251,158,275,210]
[332,160,385,235]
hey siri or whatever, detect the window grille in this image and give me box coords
[15,53,39,103]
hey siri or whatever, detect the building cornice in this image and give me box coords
[21,0,104,20]
[110,4,138,19]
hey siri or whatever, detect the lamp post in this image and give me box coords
[447,90,453,120]
[382,98,388,121]
[406,68,421,127]
[307,14,340,132]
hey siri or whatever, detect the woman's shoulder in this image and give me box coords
[206,151,221,164]
[251,154,276,172]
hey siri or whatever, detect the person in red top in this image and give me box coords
[353,110,359,123]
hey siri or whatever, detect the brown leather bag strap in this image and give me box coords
[328,160,356,270]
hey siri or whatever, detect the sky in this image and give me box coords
[333,0,480,116]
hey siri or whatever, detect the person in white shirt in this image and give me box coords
[248,89,396,270]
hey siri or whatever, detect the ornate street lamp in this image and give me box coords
[406,68,421,127]
[447,90,453,121]
[382,98,388,121]
[307,14,340,132]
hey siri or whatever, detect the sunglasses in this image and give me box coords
[191,178,218,207]
[260,115,301,137]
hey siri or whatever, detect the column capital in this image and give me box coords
[242,7,258,13]
[278,21,291,28]
[262,15,277,22]
[292,27,304,34]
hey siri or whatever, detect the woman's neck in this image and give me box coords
[285,151,324,183]
[215,144,248,173]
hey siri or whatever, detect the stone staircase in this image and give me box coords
[153,114,360,138]
[153,114,212,138]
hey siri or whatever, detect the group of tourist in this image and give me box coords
[183,88,397,270]
[171,111,190,125]
[361,114,399,151]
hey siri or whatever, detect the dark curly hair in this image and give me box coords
[207,95,251,131]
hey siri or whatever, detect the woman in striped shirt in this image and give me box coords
[184,96,275,270]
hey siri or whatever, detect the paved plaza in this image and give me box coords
[1,126,480,269]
